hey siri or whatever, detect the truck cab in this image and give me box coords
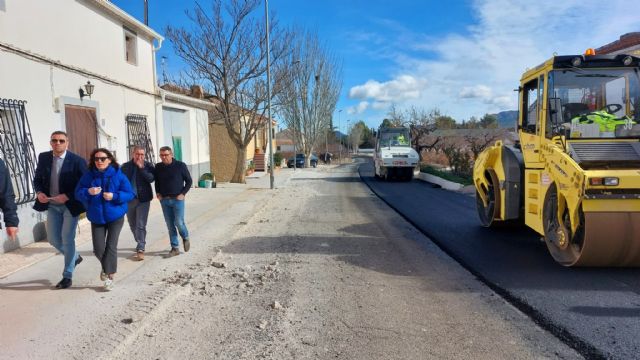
[373,127,419,181]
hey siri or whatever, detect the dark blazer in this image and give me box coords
[0,158,19,228]
[33,150,87,216]
[121,160,155,202]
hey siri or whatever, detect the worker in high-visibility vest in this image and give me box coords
[574,110,635,132]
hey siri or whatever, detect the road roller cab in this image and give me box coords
[473,51,640,266]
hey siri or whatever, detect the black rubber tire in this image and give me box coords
[543,184,585,266]
[476,187,495,227]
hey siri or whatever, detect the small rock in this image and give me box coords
[121,317,135,325]
[211,262,226,268]
[258,320,268,330]
[271,301,283,310]
[270,260,279,266]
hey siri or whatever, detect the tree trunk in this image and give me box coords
[231,146,247,183]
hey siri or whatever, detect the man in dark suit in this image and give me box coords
[33,131,87,289]
[121,145,155,261]
[0,158,19,240]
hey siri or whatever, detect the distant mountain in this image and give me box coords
[495,110,518,129]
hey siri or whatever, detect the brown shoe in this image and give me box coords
[167,248,180,257]
[183,239,190,252]
[136,251,145,261]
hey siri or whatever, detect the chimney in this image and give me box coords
[144,0,148,25]
[191,85,204,99]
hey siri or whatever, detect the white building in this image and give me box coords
[0,0,209,252]
[159,86,212,180]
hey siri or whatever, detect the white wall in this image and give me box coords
[161,102,210,180]
[0,0,157,91]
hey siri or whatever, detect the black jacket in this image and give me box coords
[154,160,192,197]
[33,151,87,216]
[0,158,19,228]
[121,160,155,202]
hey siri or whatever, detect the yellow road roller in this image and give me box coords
[473,51,640,266]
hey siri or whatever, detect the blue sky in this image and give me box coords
[112,0,639,132]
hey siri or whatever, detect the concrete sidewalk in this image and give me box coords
[0,168,286,279]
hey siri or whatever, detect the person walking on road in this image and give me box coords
[121,146,154,261]
[154,146,192,257]
[75,148,134,291]
[33,131,87,289]
[0,158,19,240]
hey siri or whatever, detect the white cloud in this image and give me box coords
[350,0,640,125]
[459,85,492,99]
[347,101,370,115]
[371,101,389,110]
[349,75,427,103]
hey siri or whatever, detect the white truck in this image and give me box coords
[373,126,419,180]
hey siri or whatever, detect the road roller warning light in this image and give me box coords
[473,52,640,267]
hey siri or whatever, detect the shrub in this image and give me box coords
[199,173,214,181]
[273,152,283,166]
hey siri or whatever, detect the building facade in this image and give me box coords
[0,0,164,251]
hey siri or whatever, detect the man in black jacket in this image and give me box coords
[121,145,154,260]
[33,131,87,289]
[155,146,192,257]
[0,158,19,240]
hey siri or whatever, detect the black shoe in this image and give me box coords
[75,255,83,267]
[55,278,72,289]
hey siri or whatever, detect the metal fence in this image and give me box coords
[125,114,155,163]
[0,98,38,205]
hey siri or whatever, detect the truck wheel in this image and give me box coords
[475,172,499,227]
[543,184,584,266]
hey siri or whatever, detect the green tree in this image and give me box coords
[480,113,498,129]
[380,118,394,128]
[435,115,456,129]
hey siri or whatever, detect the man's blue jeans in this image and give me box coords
[46,204,80,279]
[160,198,189,249]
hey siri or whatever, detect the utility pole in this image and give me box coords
[338,109,342,163]
[265,0,274,189]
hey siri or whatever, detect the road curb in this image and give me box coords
[416,172,464,190]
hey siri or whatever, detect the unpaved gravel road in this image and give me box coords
[1,163,581,359]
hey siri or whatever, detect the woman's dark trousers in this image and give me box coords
[91,217,124,274]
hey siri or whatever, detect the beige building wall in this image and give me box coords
[210,123,239,182]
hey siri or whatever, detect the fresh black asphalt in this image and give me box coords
[357,158,640,360]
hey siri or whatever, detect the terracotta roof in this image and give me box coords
[596,32,640,55]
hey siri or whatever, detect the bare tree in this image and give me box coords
[166,0,293,183]
[464,129,506,158]
[276,30,342,167]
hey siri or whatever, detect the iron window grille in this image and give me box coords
[0,99,38,205]
[125,114,155,163]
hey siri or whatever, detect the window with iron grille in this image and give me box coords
[125,114,155,163]
[0,99,38,205]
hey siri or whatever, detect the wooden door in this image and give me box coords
[64,105,98,161]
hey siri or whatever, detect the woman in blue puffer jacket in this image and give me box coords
[75,148,134,291]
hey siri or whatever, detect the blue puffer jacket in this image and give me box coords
[75,166,134,224]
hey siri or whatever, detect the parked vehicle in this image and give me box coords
[287,153,318,168]
[473,50,640,267]
[373,126,419,180]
